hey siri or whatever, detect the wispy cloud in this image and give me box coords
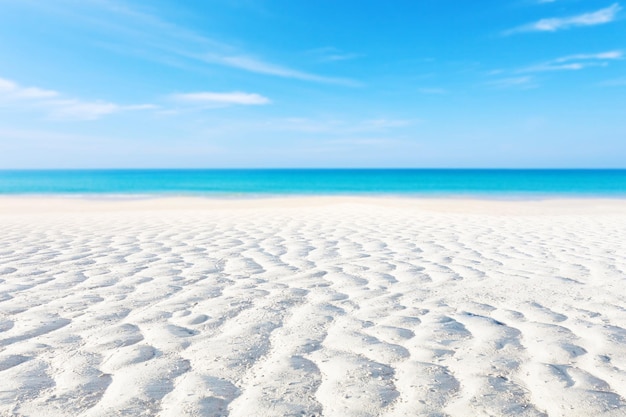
[321,53,361,62]
[505,3,621,34]
[486,76,538,89]
[519,50,622,72]
[306,47,361,63]
[171,91,270,105]
[34,0,358,86]
[202,55,359,86]
[554,51,623,62]
[0,78,60,99]
[47,101,156,120]
[0,76,156,120]
[484,50,621,89]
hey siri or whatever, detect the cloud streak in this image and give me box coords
[305,47,361,63]
[506,3,621,34]
[486,76,538,89]
[203,55,359,86]
[171,91,271,105]
[38,0,359,86]
[47,101,156,120]
[0,78,60,99]
[0,76,156,120]
[519,50,622,72]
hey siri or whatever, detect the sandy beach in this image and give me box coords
[1,197,626,417]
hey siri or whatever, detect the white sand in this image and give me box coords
[1,197,626,417]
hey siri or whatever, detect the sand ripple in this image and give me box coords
[1,199,626,416]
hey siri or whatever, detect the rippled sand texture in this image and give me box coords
[1,199,626,417]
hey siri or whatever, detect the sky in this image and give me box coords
[0,0,624,168]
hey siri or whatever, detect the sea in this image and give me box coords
[0,169,625,198]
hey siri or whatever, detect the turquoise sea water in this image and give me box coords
[0,170,625,197]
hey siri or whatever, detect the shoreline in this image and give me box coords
[1,194,626,215]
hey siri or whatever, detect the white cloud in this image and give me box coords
[519,50,622,72]
[14,87,60,99]
[208,55,358,86]
[47,100,120,120]
[171,91,270,105]
[554,51,623,62]
[506,3,621,34]
[306,47,361,62]
[487,76,538,89]
[0,77,59,98]
[45,101,156,120]
[192,51,359,86]
[321,53,360,62]
[34,0,359,86]
[0,78,18,91]
[0,76,155,120]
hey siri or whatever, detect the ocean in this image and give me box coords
[0,169,625,197]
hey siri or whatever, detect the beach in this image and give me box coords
[1,197,626,417]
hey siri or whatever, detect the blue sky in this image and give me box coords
[0,0,624,168]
